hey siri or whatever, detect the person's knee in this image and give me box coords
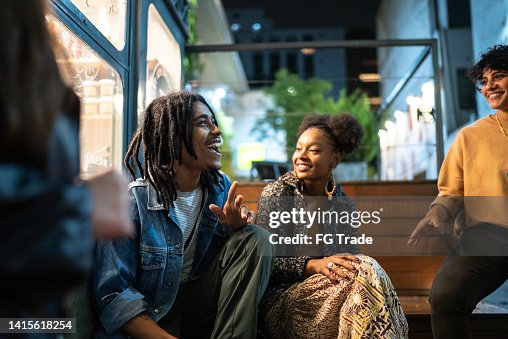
[354,255,382,275]
[430,288,453,314]
[430,257,493,317]
[229,224,273,257]
[357,254,378,266]
[430,282,470,315]
[242,224,274,257]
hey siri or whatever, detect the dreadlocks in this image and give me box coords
[125,91,222,208]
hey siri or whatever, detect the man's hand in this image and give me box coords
[408,204,450,247]
[209,181,255,230]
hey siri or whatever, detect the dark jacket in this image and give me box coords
[0,105,94,318]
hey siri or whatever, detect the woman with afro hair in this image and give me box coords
[256,114,408,338]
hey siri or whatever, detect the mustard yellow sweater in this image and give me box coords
[433,114,508,228]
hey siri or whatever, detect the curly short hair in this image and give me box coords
[297,114,364,154]
[466,45,508,83]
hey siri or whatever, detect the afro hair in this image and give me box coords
[297,114,364,154]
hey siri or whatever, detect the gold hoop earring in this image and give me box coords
[325,176,336,200]
[294,170,304,192]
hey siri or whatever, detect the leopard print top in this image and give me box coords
[256,171,359,287]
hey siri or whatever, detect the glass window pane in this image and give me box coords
[144,4,182,110]
[48,16,124,175]
[69,0,127,50]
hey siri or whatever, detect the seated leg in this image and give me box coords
[430,255,508,339]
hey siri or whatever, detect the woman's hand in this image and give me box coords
[209,181,255,230]
[305,253,359,282]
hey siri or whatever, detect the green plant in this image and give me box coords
[325,88,377,164]
[183,0,202,83]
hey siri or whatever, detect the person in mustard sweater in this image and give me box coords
[408,44,508,339]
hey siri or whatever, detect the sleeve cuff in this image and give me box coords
[299,256,312,277]
[100,287,148,333]
[431,196,463,220]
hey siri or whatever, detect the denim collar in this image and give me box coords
[147,182,165,211]
[142,172,225,211]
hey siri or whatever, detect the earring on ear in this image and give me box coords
[294,170,304,192]
[325,176,337,200]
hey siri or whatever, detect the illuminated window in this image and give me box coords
[144,4,182,110]
[69,0,127,50]
[48,16,124,175]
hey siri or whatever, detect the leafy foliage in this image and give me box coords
[183,0,202,82]
[327,89,377,164]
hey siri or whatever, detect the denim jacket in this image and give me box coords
[93,172,231,336]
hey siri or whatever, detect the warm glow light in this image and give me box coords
[300,48,315,55]
[359,73,381,82]
[368,97,382,105]
[113,94,123,112]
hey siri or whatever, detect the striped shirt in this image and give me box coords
[174,188,203,282]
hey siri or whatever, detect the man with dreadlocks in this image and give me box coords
[93,91,273,339]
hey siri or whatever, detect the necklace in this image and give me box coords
[495,113,508,138]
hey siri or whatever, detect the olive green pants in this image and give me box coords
[159,225,273,339]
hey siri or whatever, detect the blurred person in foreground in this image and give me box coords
[408,45,508,339]
[0,0,132,326]
[256,114,408,338]
[93,92,273,339]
